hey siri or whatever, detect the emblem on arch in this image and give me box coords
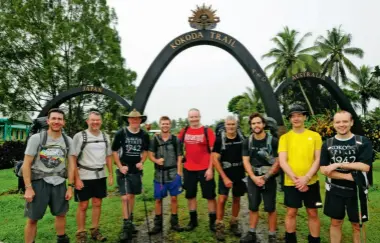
[188,4,220,30]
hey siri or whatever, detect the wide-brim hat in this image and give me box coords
[287,104,308,118]
[122,109,147,123]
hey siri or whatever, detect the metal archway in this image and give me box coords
[274,72,364,135]
[131,29,284,126]
[37,86,131,117]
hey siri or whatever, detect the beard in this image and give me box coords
[252,128,264,134]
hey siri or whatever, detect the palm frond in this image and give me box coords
[343,47,364,58]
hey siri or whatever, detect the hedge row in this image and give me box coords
[0,141,26,170]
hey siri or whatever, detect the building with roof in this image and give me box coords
[0,113,33,142]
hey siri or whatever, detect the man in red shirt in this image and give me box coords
[178,108,217,232]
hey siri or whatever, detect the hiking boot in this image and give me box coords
[57,234,70,243]
[129,214,138,236]
[170,214,184,232]
[269,234,277,243]
[75,231,87,243]
[90,228,107,242]
[148,215,162,235]
[209,213,216,232]
[119,220,133,241]
[240,232,257,243]
[230,221,242,237]
[184,211,198,231]
[215,222,225,242]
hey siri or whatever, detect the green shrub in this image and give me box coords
[0,141,25,170]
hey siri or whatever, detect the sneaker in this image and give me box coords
[90,228,107,242]
[184,220,198,231]
[75,231,87,243]
[230,221,242,237]
[240,232,257,243]
[268,234,277,243]
[57,234,70,243]
[215,222,225,242]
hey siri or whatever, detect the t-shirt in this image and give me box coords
[178,126,216,171]
[25,132,75,186]
[111,127,150,174]
[73,130,112,180]
[278,129,322,186]
[149,134,182,183]
[320,135,372,196]
[242,134,279,168]
[212,134,245,181]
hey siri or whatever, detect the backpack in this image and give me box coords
[77,130,108,162]
[248,132,275,165]
[153,134,179,170]
[215,121,245,151]
[326,135,372,187]
[17,129,71,180]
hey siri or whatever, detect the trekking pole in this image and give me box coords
[161,164,165,243]
[123,173,132,243]
[354,172,367,243]
[141,174,152,243]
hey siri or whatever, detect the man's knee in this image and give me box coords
[27,218,38,226]
[351,222,361,232]
[127,194,135,200]
[218,195,228,204]
[121,195,128,202]
[331,219,343,228]
[170,196,177,204]
[232,196,240,204]
[92,198,102,208]
[78,201,89,211]
[306,208,319,219]
[286,208,298,218]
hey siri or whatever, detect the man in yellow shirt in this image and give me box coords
[278,104,322,243]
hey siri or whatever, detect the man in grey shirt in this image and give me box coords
[73,110,113,243]
[148,116,184,235]
[22,108,76,243]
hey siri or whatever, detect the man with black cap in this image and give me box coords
[278,104,322,243]
[111,109,150,241]
[320,110,372,243]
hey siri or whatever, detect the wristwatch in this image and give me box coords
[25,183,32,189]
[68,183,75,187]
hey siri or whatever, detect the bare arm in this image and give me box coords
[177,155,183,176]
[243,156,255,180]
[305,149,321,180]
[112,151,123,169]
[67,155,76,185]
[340,162,370,172]
[266,158,280,179]
[279,151,297,182]
[22,155,34,188]
[320,166,354,181]
[106,155,113,175]
[140,150,148,163]
[212,152,228,180]
[208,147,214,170]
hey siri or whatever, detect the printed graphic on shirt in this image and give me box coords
[123,137,143,157]
[184,133,205,144]
[40,145,66,168]
[328,144,357,169]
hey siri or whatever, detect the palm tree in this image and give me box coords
[348,65,380,116]
[315,26,364,87]
[262,26,320,115]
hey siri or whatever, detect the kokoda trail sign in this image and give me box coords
[130,4,285,131]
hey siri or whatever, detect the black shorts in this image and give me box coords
[183,169,216,200]
[247,177,277,212]
[24,179,69,220]
[324,191,368,223]
[116,170,142,195]
[283,181,322,209]
[74,177,107,202]
[218,176,246,197]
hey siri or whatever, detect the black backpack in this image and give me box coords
[215,121,245,151]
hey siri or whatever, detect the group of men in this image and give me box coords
[21,104,372,243]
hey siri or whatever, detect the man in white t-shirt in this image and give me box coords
[73,110,113,243]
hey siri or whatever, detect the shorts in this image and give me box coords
[116,170,142,195]
[247,177,277,212]
[74,177,107,202]
[283,181,322,209]
[154,174,183,199]
[24,179,69,220]
[218,176,246,197]
[183,169,216,200]
[324,191,368,223]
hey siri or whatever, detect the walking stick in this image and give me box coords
[353,171,367,243]
[141,174,152,243]
[161,164,165,243]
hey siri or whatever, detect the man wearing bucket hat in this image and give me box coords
[278,104,322,243]
[111,109,150,241]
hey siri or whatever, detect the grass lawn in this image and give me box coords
[0,161,379,243]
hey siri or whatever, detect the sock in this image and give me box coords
[285,232,297,243]
[249,228,256,233]
[269,231,276,236]
[57,234,67,238]
[209,212,216,223]
[189,210,197,221]
[130,213,134,221]
[308,234,320,243]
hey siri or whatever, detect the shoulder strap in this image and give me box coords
[204,126,211,154]
[172,135,178,158]
[77,131,87,162]
[266,132,273,155]
[354,135,363,151]
[62,133,70,157]
[248,133,253,153]
[32,130,48,164]
[326,137,334,157]
[181,126,189,143]
[221,130,226,151]
[101,131,108,151]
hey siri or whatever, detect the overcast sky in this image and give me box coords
[107,0,380,125]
